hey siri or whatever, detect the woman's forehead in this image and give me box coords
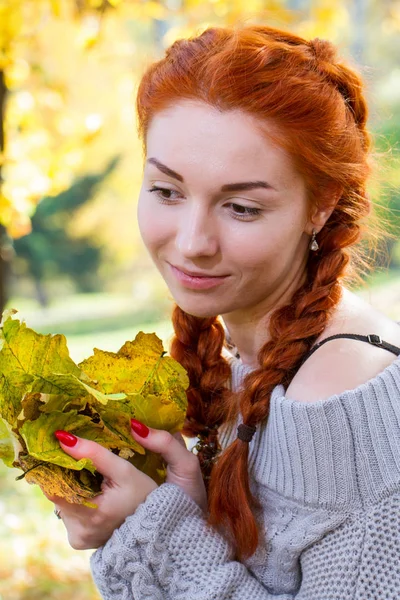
[145,101,301,189]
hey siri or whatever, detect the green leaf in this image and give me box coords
[126,391,186,434]
[0,311,84,423]
[0,370,34,423]
[72,409,145,455]
[20,410,96,472]
[0,417,23,467]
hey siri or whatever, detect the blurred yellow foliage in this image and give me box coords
[0,0,398,272]
[0,0,373,243]
[0,0,106,238]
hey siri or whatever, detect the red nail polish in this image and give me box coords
[55,430,78,447]
[130,419,149,438]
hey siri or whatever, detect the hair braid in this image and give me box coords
[170,306,232,482]
[208,219,363,558]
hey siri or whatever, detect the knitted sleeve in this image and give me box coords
[90,483,293,600]
[295,491,400,600]
[90,485,400,600]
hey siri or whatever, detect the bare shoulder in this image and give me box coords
[286,287,400,403]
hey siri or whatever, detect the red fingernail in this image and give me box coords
[55,430,78,447]
[130,419,149,438]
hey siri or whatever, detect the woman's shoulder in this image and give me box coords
[286,286,400,403]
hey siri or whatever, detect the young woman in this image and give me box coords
[50,25,400,599]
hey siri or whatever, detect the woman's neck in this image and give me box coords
[224,318,271,368]
[221,270,319,368]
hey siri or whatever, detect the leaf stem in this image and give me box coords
[15,461,47,480]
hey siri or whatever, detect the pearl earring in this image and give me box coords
[310,229,319,251]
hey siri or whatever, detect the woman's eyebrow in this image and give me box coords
[221,181,274,192]
[147,158,184,182]
[147,157,275,191]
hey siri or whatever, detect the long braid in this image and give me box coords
[170,307,232,482]
[208,217,366,558]
[208,149,370,559]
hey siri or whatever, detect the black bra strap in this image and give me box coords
[300,333,400,367]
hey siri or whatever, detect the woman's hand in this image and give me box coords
[47,420,207,550]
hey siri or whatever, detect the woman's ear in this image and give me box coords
[306,184,342,234]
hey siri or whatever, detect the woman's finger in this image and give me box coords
[130,420,197,471]
[54,430,133,480]
[43,491,63,503]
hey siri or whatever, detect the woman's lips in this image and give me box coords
[169,264,229,290]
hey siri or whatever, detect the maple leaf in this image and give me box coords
[78,331,188,399]
[0,309,85,424]
[0,311,189,504]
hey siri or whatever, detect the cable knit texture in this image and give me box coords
[91,352,400,600]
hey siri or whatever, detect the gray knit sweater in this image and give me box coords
[90,354,400,600]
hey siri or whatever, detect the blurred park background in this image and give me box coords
[0,0,399,598]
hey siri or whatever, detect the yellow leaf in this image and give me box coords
[0,314,189,504]
[18,454,101,507]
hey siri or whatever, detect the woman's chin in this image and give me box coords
[172,299,220,319]
[176,306,219,319]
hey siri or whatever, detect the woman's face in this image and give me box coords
[137,100,314,321]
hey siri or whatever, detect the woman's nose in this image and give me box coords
[175,206,219,258]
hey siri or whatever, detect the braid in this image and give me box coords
[170,307,232,482]
[208,220,363,559]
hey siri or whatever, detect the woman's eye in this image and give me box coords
[229,203,261,219]
[146,188,260,220]
[147,186,180,201]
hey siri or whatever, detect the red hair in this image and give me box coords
[136,26,372,559]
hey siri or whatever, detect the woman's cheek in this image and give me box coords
[137,200,171,254]
[137,197,155,248]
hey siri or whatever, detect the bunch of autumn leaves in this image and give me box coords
[0,310,188,506]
